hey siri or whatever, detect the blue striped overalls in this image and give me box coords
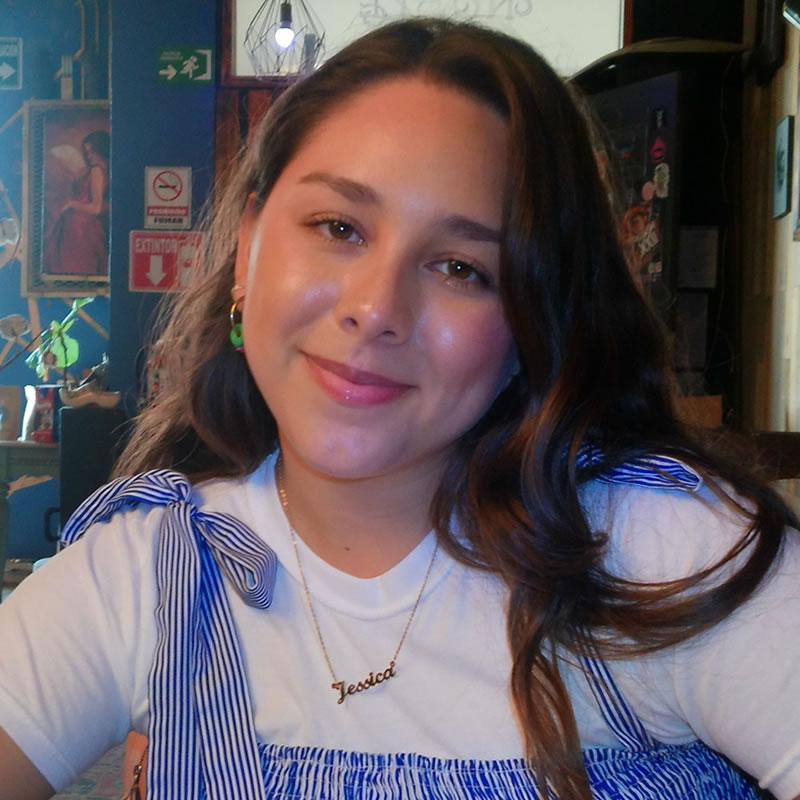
[62,459,762,799]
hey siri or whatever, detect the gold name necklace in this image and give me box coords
[276,456,438,705]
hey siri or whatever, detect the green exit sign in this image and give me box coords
[0,38,22,90]
[156,46,213,84]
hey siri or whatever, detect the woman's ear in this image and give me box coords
[233,193,260,290]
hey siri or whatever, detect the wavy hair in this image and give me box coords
[115,18,795,798]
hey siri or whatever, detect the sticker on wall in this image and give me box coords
[129,230,205,292]
[145,166,191,229]
[156,46,214,83]
[774,115,793,220]
[0,38,22,90]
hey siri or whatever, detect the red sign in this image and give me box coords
[129,230,204,292]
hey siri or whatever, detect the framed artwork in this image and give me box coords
[794,111,800,236]
[774,115,793,220]
[22,100,110,296]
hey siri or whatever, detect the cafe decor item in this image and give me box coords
[21,100,110,296]
[20,384,63,442]
[25,297,93,384]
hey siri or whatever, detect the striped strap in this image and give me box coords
[580,655,657,752]
[61,469,274,800]
[577,448,703,493]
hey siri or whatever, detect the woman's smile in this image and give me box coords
[303,353,414,407]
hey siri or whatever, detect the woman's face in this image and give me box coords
[236,77,516,482]
[83,141,100,167]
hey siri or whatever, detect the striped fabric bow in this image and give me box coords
[61,469,275,800]
[576,448,703,493]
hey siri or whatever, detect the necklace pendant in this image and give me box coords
[332,661,397,705]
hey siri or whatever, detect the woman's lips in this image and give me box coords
[304,354,412,407]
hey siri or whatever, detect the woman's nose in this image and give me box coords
[335,251,414,343]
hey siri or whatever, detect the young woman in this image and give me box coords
[1,17,798,800]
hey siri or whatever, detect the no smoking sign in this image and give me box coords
[145,165,191,229]
[153,169,182,201]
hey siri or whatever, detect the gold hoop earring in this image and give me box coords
[230,300,244,352]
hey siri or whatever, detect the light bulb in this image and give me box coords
[275,25,295,48]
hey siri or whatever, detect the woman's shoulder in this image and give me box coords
[191,456,276,528]
[63,459,274,541]
[581,466,770,585]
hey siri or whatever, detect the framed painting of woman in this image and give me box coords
[21,100,110,297]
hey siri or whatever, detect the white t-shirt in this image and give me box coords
[0,455,799,798]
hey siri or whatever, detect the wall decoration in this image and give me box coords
[22,100,110,296]
[794,102,800,237]
[144,166,192,229]
[0,37,22,91]
[773,115,793,220]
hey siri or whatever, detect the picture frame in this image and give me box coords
[21,100,110,297]
[794,104,800,237]
[774,114,793,220]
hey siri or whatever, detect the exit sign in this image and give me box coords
[156,46,213,84]
[0,38,22,90]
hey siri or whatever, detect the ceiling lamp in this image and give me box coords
[245,0,325,78]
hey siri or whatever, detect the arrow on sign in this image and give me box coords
[147,255,167,286]
[158,64,176,80]
[0,62,16,81]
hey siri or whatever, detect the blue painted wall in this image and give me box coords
[109,0,217,411]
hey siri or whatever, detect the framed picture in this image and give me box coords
[21,100,110,296]
[774,115,793,220]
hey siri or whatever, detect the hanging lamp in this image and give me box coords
[244,0,326,78]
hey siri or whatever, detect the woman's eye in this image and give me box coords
[431,258,487,286]
[313,218,365,245]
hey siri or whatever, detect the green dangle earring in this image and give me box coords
[230,300,244,352]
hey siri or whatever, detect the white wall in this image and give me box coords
[233,0,623,78]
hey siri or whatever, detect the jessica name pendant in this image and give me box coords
[276,457,438,705]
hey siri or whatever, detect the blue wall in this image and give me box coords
[109,0,218,411]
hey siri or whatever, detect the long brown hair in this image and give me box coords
[115,18,796,798]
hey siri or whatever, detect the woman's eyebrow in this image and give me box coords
[299,171,381,205]
[299,170,501,243]
[441,214,501,243]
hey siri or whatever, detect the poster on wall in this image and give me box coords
[144,166,192,229]
[22,99,110,297]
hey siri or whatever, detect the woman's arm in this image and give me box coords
[63,165,106,215]
[0,509,159,792]
[0,727,54,800]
